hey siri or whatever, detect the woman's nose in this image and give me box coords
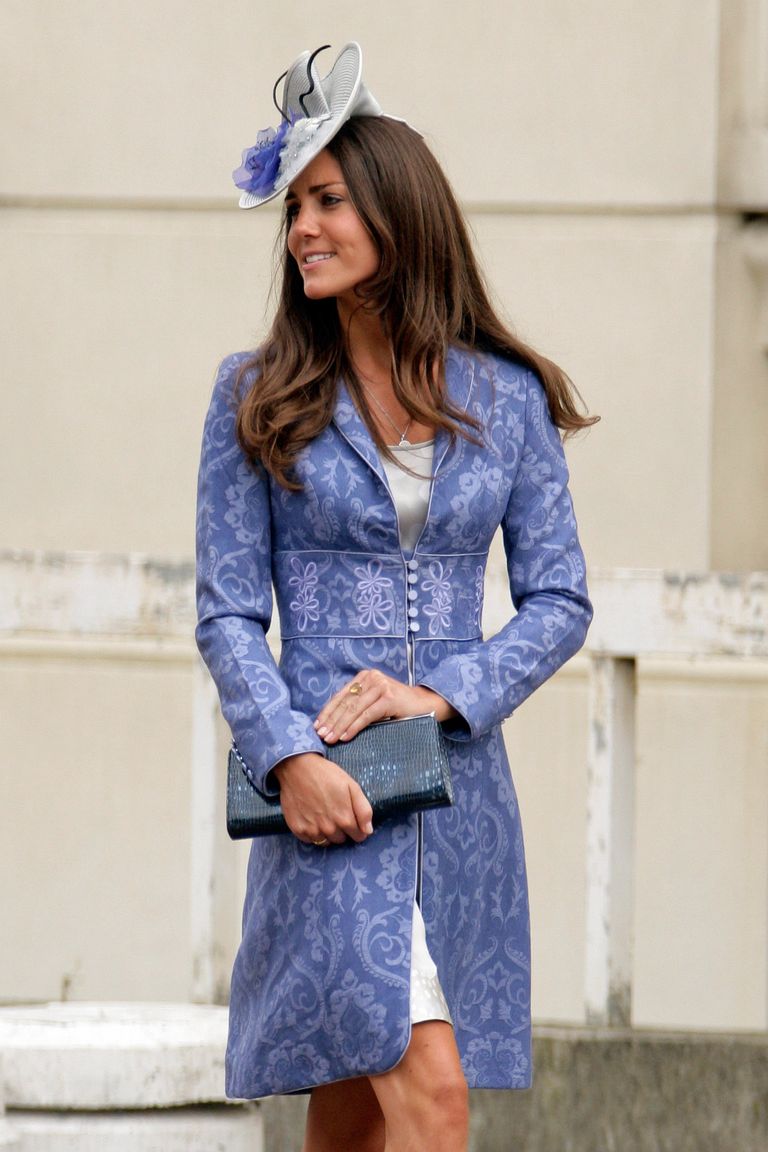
[292,205,320,236]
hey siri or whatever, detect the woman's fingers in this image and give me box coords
[350,782,374,838]
[314,671,450,743]
[274,752,373,845]
[314,671,388,742]
[313,778,373,845]
[315,672,372,728]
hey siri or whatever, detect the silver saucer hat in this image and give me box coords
[233,42,383,209]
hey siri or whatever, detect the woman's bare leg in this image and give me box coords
[302,1075,385,1152]
[368,1021,469,1152]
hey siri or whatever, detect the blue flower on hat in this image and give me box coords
[233,119,291,197]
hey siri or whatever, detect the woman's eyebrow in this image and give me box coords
[286,181,346,200]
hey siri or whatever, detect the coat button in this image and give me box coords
[406,559,418,571]
[409,621,421,633]
[407,571,418,585]
[408,606,419,618]
[407,589,418,601]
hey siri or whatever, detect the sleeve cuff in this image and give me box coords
[417,677,476,742]
[264,743,328,796]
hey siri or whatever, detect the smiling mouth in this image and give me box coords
[304,253,333,266]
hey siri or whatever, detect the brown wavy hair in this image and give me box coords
[236,116,597,489]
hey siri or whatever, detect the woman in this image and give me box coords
[196,42,595,1152]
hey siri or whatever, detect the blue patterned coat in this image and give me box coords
[196,346,592,1098]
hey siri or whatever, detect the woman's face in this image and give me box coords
[285,150,379,311]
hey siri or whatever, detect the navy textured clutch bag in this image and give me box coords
[226,713,453,839]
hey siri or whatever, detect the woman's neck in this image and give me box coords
[338,301,391,383]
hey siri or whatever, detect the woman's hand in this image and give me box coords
[314,670,457,745]
[273,752,374,846]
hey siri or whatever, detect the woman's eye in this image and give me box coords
[285,203,299,222]
[322,194,342,207]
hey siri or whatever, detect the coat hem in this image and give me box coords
[224,1024,415,1101]
[223,1066,533,1102]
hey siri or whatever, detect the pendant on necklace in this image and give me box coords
[356,373,413,446]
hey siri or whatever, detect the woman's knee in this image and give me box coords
[419,1070,469,1135]
[383,1079,469,1149]
[371,1022,469,1145]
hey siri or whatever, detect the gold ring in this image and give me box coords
[348,682,363,696]
[313,838,329,847]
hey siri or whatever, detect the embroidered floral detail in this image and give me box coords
[359,593,395,630]
[422,560,450,598]
[291,586,320,630]
[288,557,320,631]
[422,560,453,636]
[423,594,451,635]
[353,560,395,632]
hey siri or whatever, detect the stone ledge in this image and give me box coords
[4,1107,260,1152]
[0,1003,229,1110]
[533,1022,768,1048]
[472,1027,768,1152]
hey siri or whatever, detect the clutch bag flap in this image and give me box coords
[226,712,453,840]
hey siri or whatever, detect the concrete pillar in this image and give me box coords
[585,655,637,1026]
[190,659,223,1004]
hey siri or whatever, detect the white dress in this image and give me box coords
[381,439,452,1027]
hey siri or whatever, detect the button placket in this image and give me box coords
[406,559,419,635]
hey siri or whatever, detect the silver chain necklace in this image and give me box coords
[355,372,413,446]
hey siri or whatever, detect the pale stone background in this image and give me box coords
[1,1,767,1034]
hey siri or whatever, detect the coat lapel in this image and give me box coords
[331,377,389,488]
[432,346,476,474]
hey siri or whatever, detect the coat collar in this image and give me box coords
[331,346,476,486]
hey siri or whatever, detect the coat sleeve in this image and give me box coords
[195,354,326,794]
[419,369,593,741]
